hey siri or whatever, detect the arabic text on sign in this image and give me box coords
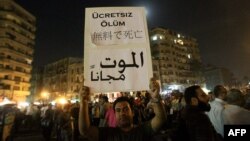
[90,51,144,84]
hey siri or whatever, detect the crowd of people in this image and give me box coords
[11,79,250,141]
[12,101,80,141]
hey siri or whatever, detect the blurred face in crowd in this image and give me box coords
[208,93,215,101]
[195,88,211,111]
[114,101,134,129]
[99,98,104,104]
[219,86,227,100]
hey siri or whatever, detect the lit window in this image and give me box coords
[177,39,184,45]
[187,54,191,59]
[177,34,181,38]
[160,36,163,39]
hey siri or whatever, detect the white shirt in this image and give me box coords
[40,106,48,118]
[206,98,226,137]
[26,105,38,116]
[223,104,250,125]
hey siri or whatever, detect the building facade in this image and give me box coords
[0,0,36,102]
[204,66,236,90]
[29,67,44,102]
[150,27,203,93]
[42,57,84,101]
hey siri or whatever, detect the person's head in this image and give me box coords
[145,91,151,99]
[208,91,215,101]
[136,91,141,98]
[184,85,211,111]
[213,85,227,100]
[48,103,52,109]
[226,89,245,107]
[113,97,134,129]
[99,95,108,104]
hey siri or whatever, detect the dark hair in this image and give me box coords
[226,89,245,106]
[101,95,109,102]
[136,91,141,97]
[184,85,200,105]
[113,96,134,111]
[213,85,223,97]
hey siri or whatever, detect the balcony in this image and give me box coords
[1,57,31,68]
[0,46,33,60]
[0,78,30,87]
[3,37,34,50]
[0,18,35,39]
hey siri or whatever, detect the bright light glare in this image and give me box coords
[0,98,15,106]
[17,101,29,109]
[130,91,134,96]
[58,97,67,105]
[71,99,79,103]
[41,91,49,98]
[202,87,210,94]
[177,39,184,45]
[51,101,56,106]
[152,35,157,40]
[169,85,179,90]
[33,101,41,105]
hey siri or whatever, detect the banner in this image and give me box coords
[84,7,152,93]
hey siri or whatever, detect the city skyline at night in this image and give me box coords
[17,0,250,79]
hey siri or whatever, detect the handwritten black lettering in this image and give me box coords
[100,58,117,68]
[140,52,144,66]
[91,71,99,81]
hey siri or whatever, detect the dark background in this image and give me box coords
[17,0,250,79]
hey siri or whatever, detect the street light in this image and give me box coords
[58,97,67,105]
[41,91,49,99]
[41,91,49,104]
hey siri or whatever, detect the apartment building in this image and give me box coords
[43,57,83,101]
[150,27,203,93]
[0,0,36,102]
[29,67,44,102]
[204,66,236,90]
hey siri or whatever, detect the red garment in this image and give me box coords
[105,108,117,127]
[134,98,142,106]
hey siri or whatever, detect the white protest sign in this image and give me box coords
[84,7,152,93]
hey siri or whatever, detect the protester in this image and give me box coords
[78,78,167,141]
[58,105,72,141]
[91,102,100,126]
[179,85,223,141]
[70,102,80,141]
[41,104,54,141]
[206,85,227,137]
[244,88,250,110]
[223,89,250,124]
[98,95,110,127]
[208,91,215,102]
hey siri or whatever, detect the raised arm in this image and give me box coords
[149,78,167,132]
[78,86,98,141]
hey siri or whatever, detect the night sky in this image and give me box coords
[17,0,250,79]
